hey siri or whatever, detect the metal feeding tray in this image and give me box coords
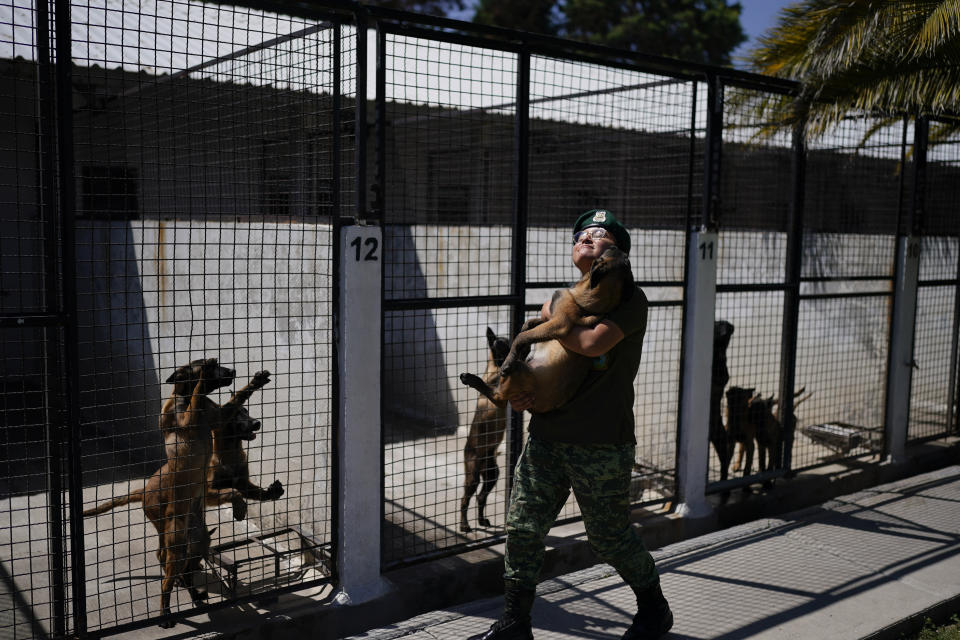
[206,527,333,597]
[801,422,883,455]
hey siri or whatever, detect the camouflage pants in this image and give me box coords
[504,437,658,594]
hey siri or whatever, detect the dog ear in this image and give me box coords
[588,257,608,288]
[486,327,496,348]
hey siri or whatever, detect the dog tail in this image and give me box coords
[82,490,145,517]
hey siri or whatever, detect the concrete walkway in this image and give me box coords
[346,465,960,640]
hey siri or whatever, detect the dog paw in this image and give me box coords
[266,480,284,500]
[478,517,491,528]
[251,370,271,389]
[460,373,481,387]
[231,498,248,521]
[460,522,473,533]
[158,619,177,629]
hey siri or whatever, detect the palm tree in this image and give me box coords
[742,0,960,140]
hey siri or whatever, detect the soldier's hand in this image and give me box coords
[508,392,535,413]
[540,299,552,320]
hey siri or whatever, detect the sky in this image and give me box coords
[449,0,797,70]
[730,0,795,67]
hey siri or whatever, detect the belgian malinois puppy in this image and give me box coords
[206,404,284,518]
[748,387,810,487]
[84,360,271,627]
[460,247,634,414]
[160,359,281,519]
[725,386,757,480]
[460,327,511,533]
[159,358,237,460]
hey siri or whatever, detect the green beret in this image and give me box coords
[573,209,630,254]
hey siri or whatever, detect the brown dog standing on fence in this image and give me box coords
[725,386,757,480]
[206,404,284,517]
[726,386,808,485]
[84,360,271,627]
[160,358,282,519]
[460,247,634,413]
[460,327,511,533]
[747,392,782,481]
[749,387,811,486]
[158,358,237,460]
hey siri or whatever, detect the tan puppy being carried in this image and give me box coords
[460,246,634,414]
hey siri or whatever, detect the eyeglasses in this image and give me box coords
[573,227,610,244]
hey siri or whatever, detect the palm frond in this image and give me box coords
[741,0,960,147]
[914,0,960,56]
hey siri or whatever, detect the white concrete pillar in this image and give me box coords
[885,235,921,464]
[334,224,392,605]
[676,228,718,519]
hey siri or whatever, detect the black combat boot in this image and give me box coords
[466,582,535,640]
[621,582,673,640]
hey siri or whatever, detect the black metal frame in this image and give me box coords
[6,1,351,635]
[4,0,960,634]
[367,4,960,564]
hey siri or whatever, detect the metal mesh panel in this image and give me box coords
[528,57,700,231]
[339,25,357,217]
[0,326,61,640]
[527,58,692,519]
[789,120,900,470]
[709,291,785,487]
[383,306,513,565]
[720,85,793,233]
[633,300,681,504]
[791,295,889,470]
[910,284,956,441]
[909,237,959,441]
[380,33,518,566]
[1,1,69,637]
[62,2,339,632]
[924,125,960,236]
[804,118,908,236]
[382,36,516,230]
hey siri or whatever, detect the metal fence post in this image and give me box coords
[778,121,806,474]
[885,236,921,462]
[35,0,67,634]
[884,117,926,462]
[677,228,717,517]
[53,0,88,632]
[354,12,368,222]
[676,73,721,518]
[334,15,390,604]
[507,46,530,500]
[335,225,392,604]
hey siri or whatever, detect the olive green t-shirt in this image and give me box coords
[527,284,649,444]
